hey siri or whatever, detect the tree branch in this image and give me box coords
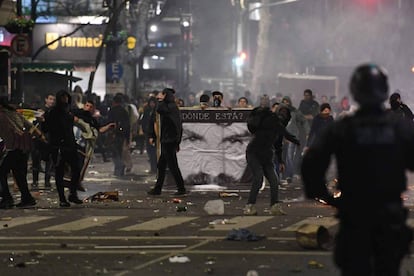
[31,23,86,61]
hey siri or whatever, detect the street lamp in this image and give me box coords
[237,0,302,91]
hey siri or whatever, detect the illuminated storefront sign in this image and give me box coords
[33,23,105,62]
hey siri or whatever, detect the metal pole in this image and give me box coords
[14,0,24,104]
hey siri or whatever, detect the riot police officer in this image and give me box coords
[301,64,414,276]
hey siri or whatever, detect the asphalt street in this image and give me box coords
[0,151,413,276]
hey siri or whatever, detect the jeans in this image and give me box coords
[283,141,301,178]
[246,150,279,206]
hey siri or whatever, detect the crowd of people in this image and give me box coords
[1,63,414,274]
[0,77,413,208]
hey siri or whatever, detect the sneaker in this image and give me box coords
[147,188,161,195]
[243,204,257,216]
[59,201,70,208]
[16,198,36,208]
[280,179,288,186]
[68,195,83,204]
[270,203,287,216]
[0,199,14,209]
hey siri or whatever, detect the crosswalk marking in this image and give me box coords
[281,217,338,231]
[201,216,273,231]
[39,216,127,231]
[0,215,345,233]
[0,216,52,230]
[119,217,198,231]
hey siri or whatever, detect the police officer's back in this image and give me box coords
[301,64,414,276]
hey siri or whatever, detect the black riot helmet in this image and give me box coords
[350,64,389,107]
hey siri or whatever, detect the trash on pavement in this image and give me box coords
[203,199,224,215]
[209,219,235,225]
[1,217,12,221]
[226,228,265,241]
[85,191,119,202]
[219,192,239,197]
[176,206,187,212]
[168,255,191,263]
[172,198,182,203]
[296,224,330,249]
[246,270,259,276]
[307,260,325,269]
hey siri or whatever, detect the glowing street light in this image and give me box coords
[149,24,158,32]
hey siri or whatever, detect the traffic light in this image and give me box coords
[126,36,136,50]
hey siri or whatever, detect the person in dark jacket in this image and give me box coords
[43,90,83,207]
[298,89,320,125]
[271,103,300,176]
[301,64,414,276]
[305,103,334,150]
[147,88,186,196]
[243,106,292,216]
[388,91,414,121]
[106,93,130,177]
[0,96,44,208]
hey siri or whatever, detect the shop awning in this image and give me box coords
[11,62,96,72]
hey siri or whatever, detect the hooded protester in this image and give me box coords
[243,106,295,216]
[43,89,83,207]
[388,91,414,121]
[147,88,186,196]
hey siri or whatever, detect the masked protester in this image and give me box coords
[301,64,414,276]
[243,106,295,216]
[147,88,186,196]
[43,90,83,207]
[388,91,414,121]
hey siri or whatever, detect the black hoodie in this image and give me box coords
[247,107,288,161]
[43,90,77,149]
[157,89,182,144]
